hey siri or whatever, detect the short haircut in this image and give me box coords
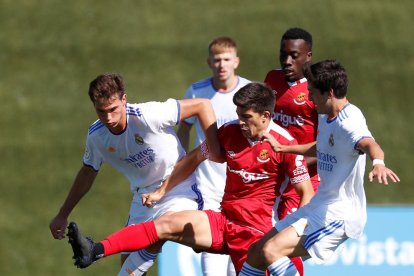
[208,36,238,55]
[281,27,313,50]
[303,60,348,98]
[88,73,125,103]
[233,83,275,114]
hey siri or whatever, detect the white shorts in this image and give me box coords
[275,205,348,264]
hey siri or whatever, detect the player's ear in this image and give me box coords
[234,57,240,69]
[262,111,271,121]
[306,51,312,62]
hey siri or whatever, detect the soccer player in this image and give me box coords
[266,27,319,220]
[238,60,400,276]
[265,27,318,276]
[65,82,315,274]
[49,73,219,276]
[176,36,250,276]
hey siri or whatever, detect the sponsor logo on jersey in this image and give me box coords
[124,147,155,168]
[316,149,337,172]
[257,149,270,163]
[108,146,116,153]
[135,133,144,145]
[293,92,307,105]
[329,133,334,146]
[228,167,269,183]
[272,110,304,127]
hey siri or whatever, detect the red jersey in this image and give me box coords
[218,120,310,233]
[265,69,318,145]
[265,69,319,219]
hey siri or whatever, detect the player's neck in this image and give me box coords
[213,75,238,93]
[329,98,349,119]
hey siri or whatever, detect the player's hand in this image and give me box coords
[260,131,283,152]
[49,214,68,240]
[142,190,164,208]
[368,165,400,185]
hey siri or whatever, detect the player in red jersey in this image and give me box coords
[265,28,319,221]
[66,83,315,274]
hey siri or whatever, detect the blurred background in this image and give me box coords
[1,0,413,275]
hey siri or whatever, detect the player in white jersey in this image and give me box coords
[176,36,250,276]
[239,60,400,276]
[49,73,218,276]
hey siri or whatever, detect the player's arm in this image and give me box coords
[261,131,317,156]
[178,98,221,161]
[142,146,206,207]
[356,137,400,185]
[177,122,193,152]
[49,165,98,239]
[293,179,315,208]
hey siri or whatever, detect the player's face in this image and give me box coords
[236,107,268,140]
[308,83,330,114]
[208,49,240,82]
[279,39,312,82]
[94,94,127,133]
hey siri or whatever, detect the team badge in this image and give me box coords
[108,146,116,153]
[293,92,306,105]
[135,133,144,145]
[257,149,270,163]
[329,133,334,147]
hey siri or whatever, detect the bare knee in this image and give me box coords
[261,241,282,265]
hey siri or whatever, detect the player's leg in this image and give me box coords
[119,196,200,276]
[239,227,307,276]
[201,252,236,276]
[118,242,164,276]
[67,210,212,268]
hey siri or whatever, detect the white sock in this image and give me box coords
[238,262,266,276]
[118,250,158,276]
[268,257,299,276]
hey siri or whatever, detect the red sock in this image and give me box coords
[290,257,304,276]
[100,221,159,256]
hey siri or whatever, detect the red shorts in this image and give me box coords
[203,210,265,273]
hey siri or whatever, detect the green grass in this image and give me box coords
[1,0,413,275]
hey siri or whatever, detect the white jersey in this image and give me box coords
[83,99,199,200]
[183,76,251,210]
[306,103,372,239]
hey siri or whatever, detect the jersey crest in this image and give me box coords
[293,92,307,105]
[257,149,270,163]
[135,133,144,145]
[329,133,335,147]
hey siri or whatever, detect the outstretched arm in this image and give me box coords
[49,165,98,239]
[178,99,221,161]
[356,138,400,185]
[142,146,206,207]
[261,131,317,157]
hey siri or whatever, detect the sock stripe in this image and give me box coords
[239,263,265,276]
[138,249,158,261]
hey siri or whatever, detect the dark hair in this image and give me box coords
[233,83,275,114]
[88,73,125,103]
[282,27,313,50]
[303,60,348,98]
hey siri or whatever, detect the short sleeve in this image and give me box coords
[82,136,102,171]
[182,86,196,125]
[139,99,180,130]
